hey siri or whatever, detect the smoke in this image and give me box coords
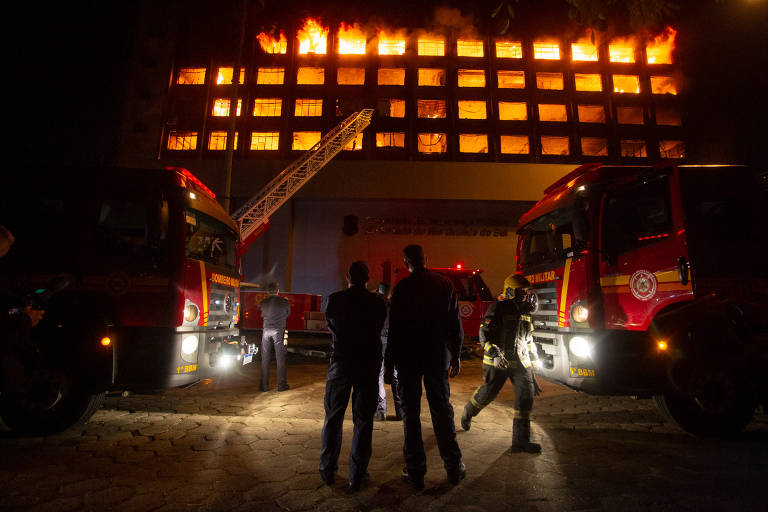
[431,6,477,38]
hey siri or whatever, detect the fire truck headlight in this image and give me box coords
[569,336,592,359]
[184,303,199,323]
[218,355,235,369]
[181,335,199,355]
[571,304,589,324]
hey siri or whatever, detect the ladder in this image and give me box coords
[233,108,374,251]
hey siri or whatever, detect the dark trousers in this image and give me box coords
[319,359,380,480]
[471,363,535,412]
[260,328,287,390]
[397,368,462,477]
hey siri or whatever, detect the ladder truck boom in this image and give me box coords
[233,109,374,253]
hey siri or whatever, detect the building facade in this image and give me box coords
[115,3,688,298]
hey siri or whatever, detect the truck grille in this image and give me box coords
[529,283,559,343]
[207,284,235,328]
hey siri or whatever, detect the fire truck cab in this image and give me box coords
[0,167,248,435]
[517,163,768,436]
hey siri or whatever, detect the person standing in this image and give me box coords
[384,244,465,490]
[258,282,291,392]
[319,261,387,491]
[460,274,541,453]
[375,283,401,421]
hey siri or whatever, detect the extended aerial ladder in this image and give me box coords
[232,109,374,253]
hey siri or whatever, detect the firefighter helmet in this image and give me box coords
[503,274,530,299]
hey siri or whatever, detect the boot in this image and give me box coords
[511,415,541,453]
[461,402,480,431]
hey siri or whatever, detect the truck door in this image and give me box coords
[598,172,693,330]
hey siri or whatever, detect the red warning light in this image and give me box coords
[456,263,463,269]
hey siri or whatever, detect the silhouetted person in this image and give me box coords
[320,261,387,491]
[258,282,290,392]
[385,244,465,490]
[375,282,401,421]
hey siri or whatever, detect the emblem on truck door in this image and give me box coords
[629,270,657,301]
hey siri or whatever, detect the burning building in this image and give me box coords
[116,4,687,295]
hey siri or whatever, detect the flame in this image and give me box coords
[571,30,598,61]
[297,18,328,55]
[457,39,484,57]
[378,30,406,55]
[496,41,522,58]
[257,31,287,54]
[417,33,445,56]
[533,41,560,60]
[609,36,637,62]
[647,26,676,64]
[338,22,366,55]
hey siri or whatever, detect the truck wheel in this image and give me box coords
[653,387,756,437]
[0,365,105,435]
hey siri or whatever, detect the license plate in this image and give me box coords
[243,353,253,365]
[569,367,596,377]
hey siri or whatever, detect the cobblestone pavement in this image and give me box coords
[1,354,767,512]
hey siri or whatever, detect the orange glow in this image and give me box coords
[216,67,244,85]
[609,36,637,62]
[297,18,328,55]
[496,41,522,58]
[338,23,366,55]
[417,34,445,56]
[418,133,447,153]
[344,133,364,151]
[613,74,640,94]
[100,337,111,347]
[212,98,242,117]
[651,75,678,95]
[534,41,560,60]
[571,30,598,61]
[656,340,668,351]
[257,31,287,54]
[647,26,676,64]
[378,30,406,55]
[457,40,484,57]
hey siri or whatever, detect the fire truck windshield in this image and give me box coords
[185,209,237,270]
[519,207,576,267]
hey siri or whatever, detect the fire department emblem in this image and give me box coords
[629,270,657,301]
[105,272,131,296]
[459,302,474,318]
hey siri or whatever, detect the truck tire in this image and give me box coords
[653,388,756,437]
[0,365,105,436]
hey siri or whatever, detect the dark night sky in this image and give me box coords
[8,0,768,168]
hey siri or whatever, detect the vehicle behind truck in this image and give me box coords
[516,163,768,436]
[0,167,251,434]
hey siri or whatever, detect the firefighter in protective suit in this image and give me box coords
[460,274,541,453]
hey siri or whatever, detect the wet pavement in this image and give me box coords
[1,349,767,512]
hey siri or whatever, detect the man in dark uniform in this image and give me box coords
[319,261,387,492]
[258,282,291,392]
[375,283,401,421]
[460,274,541,453]
[385,244,465,490]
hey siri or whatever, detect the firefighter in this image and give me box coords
[460,274,541,454]
[319,261,387,491]
[258,282,291,392]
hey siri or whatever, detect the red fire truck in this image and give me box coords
[0,167,249,434]
[517,163,768,436]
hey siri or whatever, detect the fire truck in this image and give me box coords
[0,167,245,434]
[517,163,768,436]
[0,109,374,434]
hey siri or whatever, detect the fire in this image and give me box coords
[417,33,445,56]
[647,26,676,64]
[338,22,366,55]
[378,30,406,55]
[609,36,637,62]
[533,41,560,60]
[257,31,287,54]
[571,30,598,61]
[297,18,328,55]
